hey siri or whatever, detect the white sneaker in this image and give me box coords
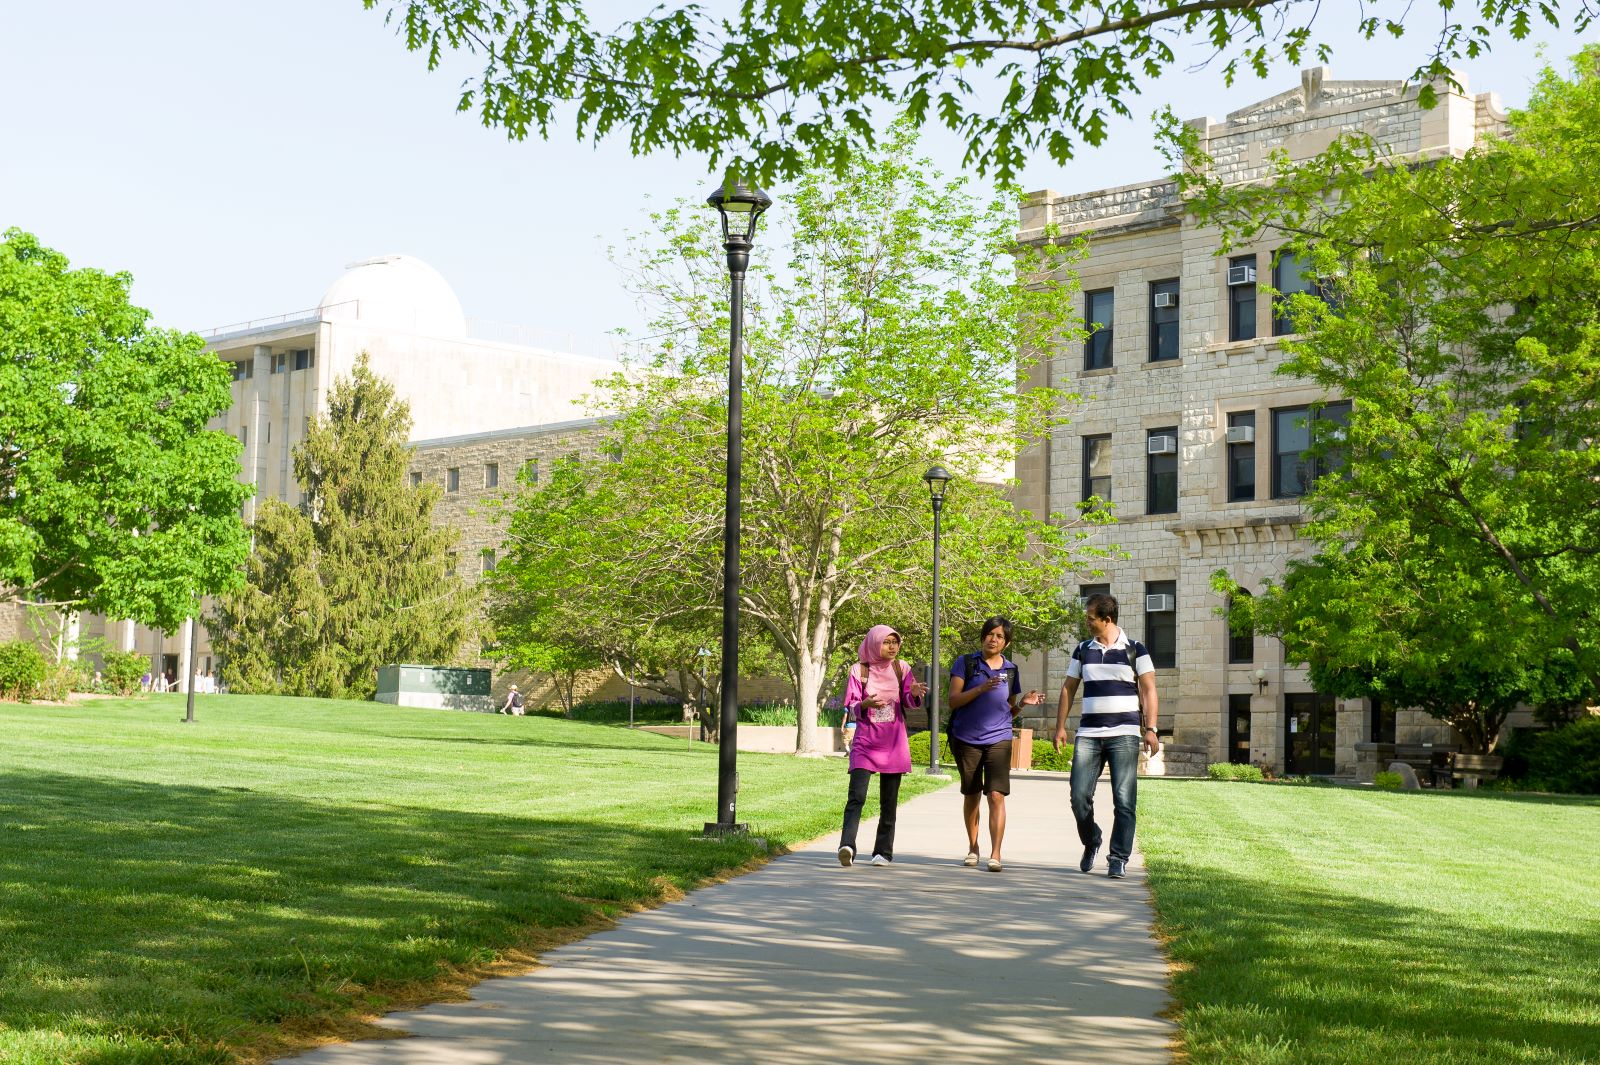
[837,845,854,867]
[870,854,891,866]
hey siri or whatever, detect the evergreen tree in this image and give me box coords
[212,355,476,698]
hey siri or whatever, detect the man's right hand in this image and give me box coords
[1052,726,1068,752]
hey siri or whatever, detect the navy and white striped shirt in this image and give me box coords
[1067,631,1154,738]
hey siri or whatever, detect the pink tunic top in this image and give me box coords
[844,665,920,774]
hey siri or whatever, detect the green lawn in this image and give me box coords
[1139,780,1600,1064]
[0,694,939,1065]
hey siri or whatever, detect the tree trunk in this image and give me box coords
[794,658,829,753]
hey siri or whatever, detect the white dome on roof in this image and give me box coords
[318,254,467,338]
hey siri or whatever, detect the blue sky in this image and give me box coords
[2,3,1592,358]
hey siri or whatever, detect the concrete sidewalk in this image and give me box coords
[284,775,1175,1064]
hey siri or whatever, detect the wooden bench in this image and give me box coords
[1445,753,1503,790]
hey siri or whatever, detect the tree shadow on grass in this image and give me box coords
[0,771,765,1065]
[1148,859,1600,1063]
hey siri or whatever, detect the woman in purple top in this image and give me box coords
[837,624,927,867]
[946,616,1043,872]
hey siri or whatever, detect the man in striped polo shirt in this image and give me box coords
[1052,593,1160,879]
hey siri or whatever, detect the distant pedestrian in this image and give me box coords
[140,670,152,692]
[837,625,927,868]
[1053,593,1159,880]
[946,617,1044,872]
[500,684,525,715]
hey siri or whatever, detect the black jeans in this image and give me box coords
[839,769,904,860]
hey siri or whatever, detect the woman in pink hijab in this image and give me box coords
[837,624,928,867]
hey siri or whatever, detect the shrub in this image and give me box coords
[34,663,77,702]
[102,650,146,696]
[908,729,954,767]
[1373,771,1405,791]
[564,699,685,724]
[1031,738,1073,771]
[1207,762,1266,782]
[0,641,48,701]
[1500,717,1600,795]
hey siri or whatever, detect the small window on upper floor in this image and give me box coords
[1145,427,1178,515]
[1272,251,1319,335]
[1144,580,1177,669]
[409,471,422,488]
[1084,289,1115,370]
[1082,434,1112,502]
[292,348,315,371]
[1272,401,1351,498]
[271,352,287,374]
[1226,411,1257,502]
[484,462,499,489]
[231,360,253,382]
[1148,280,1179,362]
[1227,255,1258,342]
[447,467,460,493]
[525,458,540,484]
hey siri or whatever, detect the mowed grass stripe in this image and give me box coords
[1139,780,1600,1064]
[1,694,939,1065]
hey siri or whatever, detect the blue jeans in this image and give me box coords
[1070,734,1141,863]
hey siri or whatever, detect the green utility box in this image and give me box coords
[375,664,494,713]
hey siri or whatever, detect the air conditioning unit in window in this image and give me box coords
[1226,425,1256,444]
[1153,291,1178,309]
[1146,434,1177,455]
[1145,594,1176,613]
[1227,264,1257,286]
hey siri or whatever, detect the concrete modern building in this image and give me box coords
[1012,68,1509,777]
[59,256,619,689]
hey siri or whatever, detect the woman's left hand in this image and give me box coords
[909,680,929,699]
[1019,690,1044,707]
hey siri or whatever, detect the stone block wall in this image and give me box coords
[1013,67,1504,777]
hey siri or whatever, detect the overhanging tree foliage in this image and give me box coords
[364,0,1592,183]
[0,229,250,632]
[490,128,1116,751]
[1196,49,1600,748]
[211,356,477,699]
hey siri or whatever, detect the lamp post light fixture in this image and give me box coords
[923,465,952,777]
[1254,667,1269,694]
[703,176,772,837]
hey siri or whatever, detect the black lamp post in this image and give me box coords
[923,465,951,776]
[704,176,772,837]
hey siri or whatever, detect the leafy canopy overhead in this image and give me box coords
[364,0,1590,183]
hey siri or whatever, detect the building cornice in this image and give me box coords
[1171,511,1305,554]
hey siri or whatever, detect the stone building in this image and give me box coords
[28,256,618,689]
[1012,68,1508,776]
